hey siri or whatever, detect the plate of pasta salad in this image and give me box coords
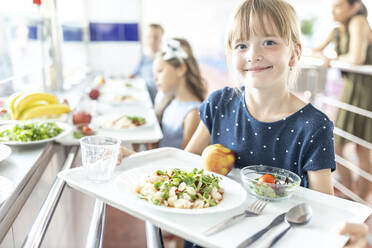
[115,165,247,214]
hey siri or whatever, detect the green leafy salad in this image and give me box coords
[0,122,63,142]
[249,174,299,199]
[135,168,224,209]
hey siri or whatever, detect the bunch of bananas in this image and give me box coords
[7,92,71,120]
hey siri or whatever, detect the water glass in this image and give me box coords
[80,136,120,183]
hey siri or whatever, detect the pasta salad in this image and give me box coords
[135,168,224,209]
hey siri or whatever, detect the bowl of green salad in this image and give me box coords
[240,165,301,201]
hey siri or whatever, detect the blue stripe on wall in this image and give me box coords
[28,26,38,40]
[123,23,139,41]
[89,23,139,42]
[28,23,139,42]
[62,25,83,41]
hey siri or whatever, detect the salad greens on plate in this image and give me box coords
[135,168,224,209]
[0,122,63,142]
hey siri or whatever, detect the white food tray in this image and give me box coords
[58,148,371,248]
[56,105,162,146]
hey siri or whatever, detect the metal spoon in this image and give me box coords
[267,203,312,248]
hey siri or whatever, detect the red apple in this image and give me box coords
[201,144,235,175]
[89,88,100,100]
[72,111,92,126]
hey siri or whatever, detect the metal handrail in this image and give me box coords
[319,95,372,119]
[22,146,78,248]
[334,127,372,150]
[330,60,372,76]
[300,56,372,76]
[336,155,372,183]
[333,179,372,208]
[85,200,106,248]
[145,222,162,248]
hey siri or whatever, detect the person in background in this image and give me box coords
[312,0,372,200]
[129,23,164,103]
[130,38,207,248]
[154,38,206,149]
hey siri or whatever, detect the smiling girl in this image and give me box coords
[185,0,336,195]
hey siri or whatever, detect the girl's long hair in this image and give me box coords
[162,38,206,101]
[155,38,206,120]
[347,0,368,17]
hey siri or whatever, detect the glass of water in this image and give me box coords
[80,136,120,183]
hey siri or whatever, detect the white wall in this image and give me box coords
[85,0,141,77]
[142,0,372,92]
[142,0,239,92]
[57,0,142,78]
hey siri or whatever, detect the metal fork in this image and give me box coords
[204,199,267,236]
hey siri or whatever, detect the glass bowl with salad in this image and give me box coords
[240,165,301,201]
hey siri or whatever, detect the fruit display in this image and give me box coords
[7,92,70,120]
[201,144,235,176]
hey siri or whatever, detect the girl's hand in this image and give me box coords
[340,223,368,248]
[117,146,135,165]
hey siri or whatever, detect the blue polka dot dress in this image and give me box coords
[199,87,336,187]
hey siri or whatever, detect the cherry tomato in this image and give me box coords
[258,174,276,185]
[0,107,7,114]
[81,125,94,136]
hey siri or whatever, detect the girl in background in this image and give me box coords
[118,38,206,152]
[313,0,372,199]
[153,38,206,149]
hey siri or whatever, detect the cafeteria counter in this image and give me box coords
[0,144,96,248]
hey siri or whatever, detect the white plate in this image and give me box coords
[0,176,14,205]
[94,112,154,131]
[104,78,147,91]
[115,165,247,214]
[0,144,11,162]
[0,121,72,146]
[99,91,148,106]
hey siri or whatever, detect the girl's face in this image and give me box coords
[332,0,357,23]
[231,19,296,90]
[153,58,182,94]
